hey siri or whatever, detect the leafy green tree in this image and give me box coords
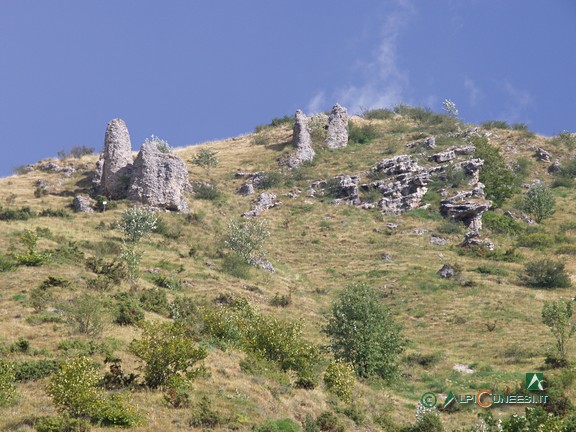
[119,208,158,243]
[522,182,556,223]
[471,136,518,207]
[129,321,207,388]
[542,299,576,360]
[191,148,219,174]
[223,218,270,262]
[325,284,406,380]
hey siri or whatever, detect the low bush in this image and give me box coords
[362,108,394,120]
[316,411,345,432]
[85,257,126,283]
[481,120,510,129]
[151,274,182,290]
[38,208,69,218]
[0,206,34,221]
[193,181,222,200]
[323,360,355,402]
[0,359,16,407]
[34,415,91,432]
[13,359,61,381]
[255,418,302,432]
[188,396,223,428]
[482,211,524,235]
[348,122,380,144]
[169,296,198,322]
[129,321,207,388]
[0,254,15,272]
[64,293,108,336]
[140,288,169,315]
[521,259,572,289]
[115,297,145,326]
[516,232,554,249]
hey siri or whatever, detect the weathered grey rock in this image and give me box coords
[385,223,398,230]
[452,158,484,184]
[326,103,349,148]
[382,253,393,262]
[372,155,420,176]
[128,141,190,212]
[440,193,491,230]
[504,210,537,225]
[438,264,455,278]
[548,159,561,173]
[62,166,76,177]
[535,147,551,161]
[39,162,62,172]
[430,235,449,246]
[336,175,360,203]
[453,145,476,155]
[242,193,281,218]
[73,195,94,213]
[100,119,133,199]
[284,110,315,168]
[460,231,494,250]
[238,182,255,196]
[429,149,456,163]
[249,257,275,273]
[406,136,436,150]
[92,155,104,193]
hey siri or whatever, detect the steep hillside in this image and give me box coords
[1,108,575,431]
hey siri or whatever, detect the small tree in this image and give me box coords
[191,148,219,175]
[119,208,158,243]
[442,99,459,118]
[542,299,576,361]
[522,182,556,223]
[325,284,406,380]
[521,258,571,289]
[223,218,270,263]
[129,321,207,388]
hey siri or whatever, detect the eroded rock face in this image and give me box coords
[326,104,348,149]
[284,110,315,168]
[73,195,94,213]
[406,136,436,150]
[242,192,281,218]
[128,142,190,212]
[440,190,491,230]
[100,119,133,199]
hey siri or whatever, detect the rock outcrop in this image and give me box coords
[73,195,95,213]
[326,104,348,149]
[406,136,436,150]
[99,119,133,199]
[535,147,551,161]
[128,141,190,212]
[242,193,281,218]
[284,110,315,168]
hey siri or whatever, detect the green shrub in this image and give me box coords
[471,136,518,207]
[169,296,198,322]
[516,232,554,249]
[542,299,576,361]
[223,218,270,262]
[201,299,256,346]
[10,337,30,353]
[481,120,510,129]
[46,356,102,417]
[145,134,171,153]
[474,265,508,276]
[0,359,16,406]
[151,274,182,290]
[257,171,283,189]
[316,411,345,432]
[348,122,380,144]
[93,392,142,427]
[188,396,223,428]
[482,211,524,235]
[325,283,406,379]
[115,296,145,326]
[119,207,158,243]
[435,220,464,235]
[64,293,107,336]
[323,360,355,402]
[13,229,49,266]
[521,182,556,223]
[129,321,207,388]
[521,259,572,289]
[0,206,34,221]
[404,352,444,368]
[39,208,69,218]
[191,148,219,174]
[13,359,61,381]
[362,108,394,120]
[193,181,222,200]
[551,130,576,150]
[255,418,302,432]
[270,292,292,307]
[34,415,91,432]
[85,257,126,283]
[163,376,192,408]
[140,288,169,315]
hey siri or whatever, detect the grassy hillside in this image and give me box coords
[1,108,575,431]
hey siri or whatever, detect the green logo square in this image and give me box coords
[526,373,545,391]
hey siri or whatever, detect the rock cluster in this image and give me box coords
[242,193,281,218]
[326,104,349,149]
[406,136,436,150]
[535,147,551,161]
[284,110,315,168]
[428,145,476,163]
[93,119,190,211]
[73,195,94,213]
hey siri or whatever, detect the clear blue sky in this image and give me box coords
[1,0,575,176]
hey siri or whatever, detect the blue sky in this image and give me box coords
[1,0,575,177]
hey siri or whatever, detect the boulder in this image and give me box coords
[429,149,456,163]
[460,231,494,250]
[128,141,190,212]
[249,257,275,273]
[100,119,133,199]
[440,193,491,230]
[548,159,561,173]
[406,136,436,150]
[284,110,315,168]
[73,195,94,213]
[437,264,455,278]
[237,182,255,196]
[242,193,281,218]
[535,147,551,161]
[326,103,349,148]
